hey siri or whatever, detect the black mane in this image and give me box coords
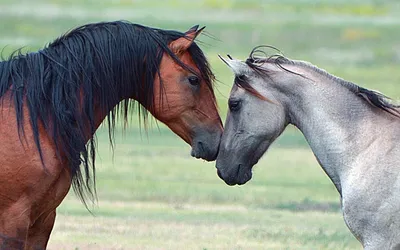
[243,45,400,118]
[0,21,214,205]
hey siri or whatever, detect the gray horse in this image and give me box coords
[216,46,400,250]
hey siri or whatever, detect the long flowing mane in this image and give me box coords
[0,21,214,204]
[242,45,400,118]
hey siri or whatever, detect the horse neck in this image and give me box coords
[92,96,122,137]
[82,88,129,142]
[41,24,157,143]
[282,70,390,194]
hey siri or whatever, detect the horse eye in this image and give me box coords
[229,99,241,112]
[188,76,200,86]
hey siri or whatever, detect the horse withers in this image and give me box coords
[0,21,222,249]
[217,47,400,249]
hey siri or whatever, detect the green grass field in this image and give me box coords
[2,0,400,249]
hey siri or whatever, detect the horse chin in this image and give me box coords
[237,167,253,185]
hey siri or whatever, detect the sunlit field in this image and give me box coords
[1,0,400,249]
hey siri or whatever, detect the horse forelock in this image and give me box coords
[0,21,214,207]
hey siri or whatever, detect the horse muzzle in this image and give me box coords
[190,127,222,161]
[216,163,253,186]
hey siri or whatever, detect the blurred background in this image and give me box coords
[1,0,400,249]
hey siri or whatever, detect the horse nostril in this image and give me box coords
[236,164,241,177]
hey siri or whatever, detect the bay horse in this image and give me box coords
[216,47,400,249]
[0,21,222,249]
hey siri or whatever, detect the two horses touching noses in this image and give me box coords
[0,19,397,250]
[0,22,222,249]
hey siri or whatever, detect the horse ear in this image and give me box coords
[170,25,205,54]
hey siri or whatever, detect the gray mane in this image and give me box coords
[244,46,400,118]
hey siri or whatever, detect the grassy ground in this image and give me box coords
[49,129,357,250]
[1,0,400,249]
